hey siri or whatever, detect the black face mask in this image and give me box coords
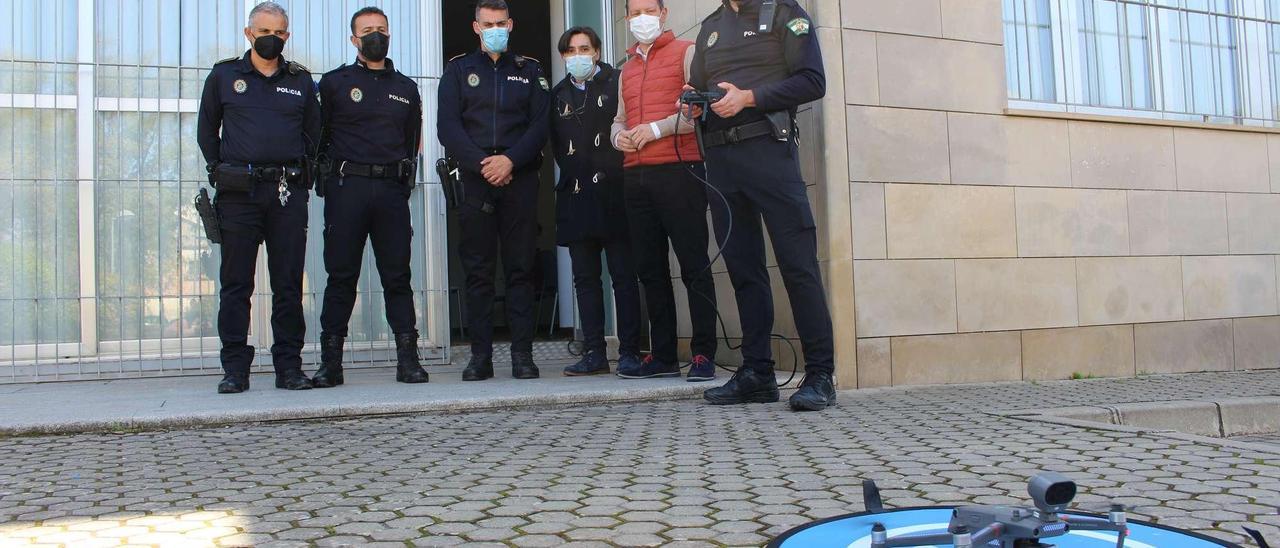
[359,32,390,63]
[253,34,284,61]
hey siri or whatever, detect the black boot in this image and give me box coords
[703,366,779,405]
[313,334,345,389]
[217,374,249,394]
[788,371,837,411]
[511,351,540,380]
[463,354,494,381]
[395,334,430,384]
[275,370,314,390]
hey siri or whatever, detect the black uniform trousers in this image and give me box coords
[216,181,309,376]
[705,136,834,375]
[623,163,718,364]
[457,170,539,356]
[568,237,642,356]
[319,175,417,338]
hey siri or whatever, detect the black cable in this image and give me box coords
[672,102,800,389]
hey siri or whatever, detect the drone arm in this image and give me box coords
[1063,515,1124,533]
[881,532,961,547]
[1062,514,1128,548]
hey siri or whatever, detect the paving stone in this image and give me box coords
[3,371,1280,546]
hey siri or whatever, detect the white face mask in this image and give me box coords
[629,14,662,44]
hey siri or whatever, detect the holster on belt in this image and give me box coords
[436,158,464,211]
[193,187,222,244]
[315,156,333,197]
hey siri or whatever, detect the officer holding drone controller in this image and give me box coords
[686,0,836,411]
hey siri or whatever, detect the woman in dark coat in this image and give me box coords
[550,27,642,376]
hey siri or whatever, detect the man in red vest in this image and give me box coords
[610,0,719,382]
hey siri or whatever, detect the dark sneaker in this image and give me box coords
[617,352,642,376]
[564,350,610,376]
[616,353,644,378]
[788,371,837,411]
[217,374,249,394]
[686,355,716,382]
[275,370,314,391]
[704,366,779,405]
[618,354,680,379]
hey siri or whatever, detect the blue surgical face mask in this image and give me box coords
[565,55,594,81]
[482,27,509,54]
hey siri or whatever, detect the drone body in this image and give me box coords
[868,473,1127,548]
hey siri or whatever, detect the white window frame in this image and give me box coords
[1010,0,1280,126]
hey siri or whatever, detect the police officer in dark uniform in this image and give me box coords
[311,6,429,387]
[690,0,837,411]
[549,27,643,376]
[438,0,551,381]
[197,1,318,394]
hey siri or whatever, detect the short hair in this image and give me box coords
[625,0,665,10]
[247,1,288,27]
[476,0,509,19]
[350,6,388,35]
[558,27,602,54]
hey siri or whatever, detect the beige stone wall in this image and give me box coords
[841,0,1280,386]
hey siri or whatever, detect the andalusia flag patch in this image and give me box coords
[787,17,811,36]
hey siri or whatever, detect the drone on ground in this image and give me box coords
[860,473,1272,548]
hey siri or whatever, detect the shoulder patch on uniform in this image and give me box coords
[287,61,309,75]
[214,55,239,66]
[786,17,811,36]
[538,77,550,91]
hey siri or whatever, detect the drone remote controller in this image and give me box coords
[679,89,726,121]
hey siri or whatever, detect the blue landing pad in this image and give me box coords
[769,507,1241,548]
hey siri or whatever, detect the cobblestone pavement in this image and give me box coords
[2,370,1279,547]
[1234,434,1280,452]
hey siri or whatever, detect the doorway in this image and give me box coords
[439,1,564,351]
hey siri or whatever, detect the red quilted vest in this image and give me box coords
[621,31,703,167]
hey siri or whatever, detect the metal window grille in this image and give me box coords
[0,0,449,383]
[1005,0,1280,126]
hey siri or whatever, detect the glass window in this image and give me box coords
[1077,0,1154,109]
[1006,0,1271,124]
[96,112,217,342]
[1160,0,1241,117]
[267,0,427,78]
[1,0,446,378]
[0,109,79,346]
[1005,0,1058,102]
[0,0,79,95]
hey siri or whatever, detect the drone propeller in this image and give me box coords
[1245,527,1272,548]
[863,479,885,514]
[1076,502,1160,515]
